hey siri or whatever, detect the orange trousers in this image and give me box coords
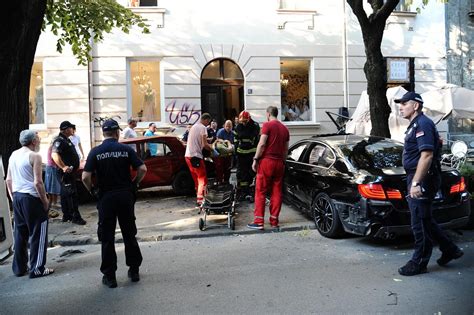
[185,157,207,205]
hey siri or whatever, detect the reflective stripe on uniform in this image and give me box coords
[237,148,257,154]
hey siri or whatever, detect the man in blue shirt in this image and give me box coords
[216,120,234,143]
[82,119,147,288]
[144,122,157,156]
[396,91,463,276]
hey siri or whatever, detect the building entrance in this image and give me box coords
[201,58,244,127]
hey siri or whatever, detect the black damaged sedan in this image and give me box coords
[283,135,471,239]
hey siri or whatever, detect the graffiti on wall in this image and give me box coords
[165,100,201,125]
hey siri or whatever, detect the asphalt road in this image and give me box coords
[1,230,473,314]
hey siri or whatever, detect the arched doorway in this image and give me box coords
[201,58,244,127]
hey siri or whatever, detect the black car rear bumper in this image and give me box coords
[334,192,471,239]
[371,216,470,239]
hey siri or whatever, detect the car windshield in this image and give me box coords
[338,139,404,170]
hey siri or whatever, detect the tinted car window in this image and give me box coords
[306,144,335,168]
[339,140,403,169]
[288,142,308,162]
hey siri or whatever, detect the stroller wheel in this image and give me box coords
[229,216,235,230]
[199,218,205,231]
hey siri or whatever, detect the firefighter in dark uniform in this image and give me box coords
[234,111,260,201]
[51,121,86,225]
[82,119,147,288]
[396,91,463,276]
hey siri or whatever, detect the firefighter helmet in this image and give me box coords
[239,111,251,123]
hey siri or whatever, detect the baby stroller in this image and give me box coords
[198,156,237,231]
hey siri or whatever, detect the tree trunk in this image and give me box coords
[363,33,392,138]
[346,0,401,139]
[0,1,47,171]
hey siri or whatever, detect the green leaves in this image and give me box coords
[44,0,150,65]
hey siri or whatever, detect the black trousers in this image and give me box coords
[59,171,82,220]
[98,190,142,276]
[406,173,457,267]
[236,153,255,192]
[12,192,49,277]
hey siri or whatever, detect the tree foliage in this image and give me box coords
[44,0,150,65]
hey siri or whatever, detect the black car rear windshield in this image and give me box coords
[339,140,404,170]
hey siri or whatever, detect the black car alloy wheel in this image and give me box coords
[311,193,343,238]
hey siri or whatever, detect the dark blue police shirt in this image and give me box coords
[84,138,144,193]
[402,113,439,172]
[52,133,80,171]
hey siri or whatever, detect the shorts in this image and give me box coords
[45,165,61,195]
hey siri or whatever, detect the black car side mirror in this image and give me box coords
[334,159,350,174]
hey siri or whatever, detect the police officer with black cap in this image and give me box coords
[396,91,463,276]
[82,119,147,288]
[52,121,86,225]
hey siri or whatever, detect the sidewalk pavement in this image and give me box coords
[48,187,314,246]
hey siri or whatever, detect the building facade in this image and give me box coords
[30,0,449,157]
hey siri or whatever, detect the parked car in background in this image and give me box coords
[283,134,471,239]
[120,135,194,193]
[77,135,195,202]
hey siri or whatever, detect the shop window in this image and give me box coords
[129,0,157,7]
[130,60,161,122]
[280,59,312,122]
[29,62,45,125]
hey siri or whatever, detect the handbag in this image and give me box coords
[190,156,201,168]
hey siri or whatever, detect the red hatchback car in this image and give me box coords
[77,134,229,202]
[119,135,195,193]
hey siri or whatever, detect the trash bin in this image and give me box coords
[0,156,13,262]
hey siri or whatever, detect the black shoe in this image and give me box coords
[72,217,86,225]
[61,216,72,222]
[128,268,140,282]
[398,261,428,276]
[29,267,54,279]
[437,248,464,266]
[15,271,28,277]
[247,222,264,230]
[102,275,117,288]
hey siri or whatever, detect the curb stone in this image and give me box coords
[47,224,316,247]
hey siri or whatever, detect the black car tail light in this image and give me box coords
[449,177,466,194]
[358,183,403,200]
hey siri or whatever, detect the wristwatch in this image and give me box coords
[253,157,259,161]
[412,181,420,187]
